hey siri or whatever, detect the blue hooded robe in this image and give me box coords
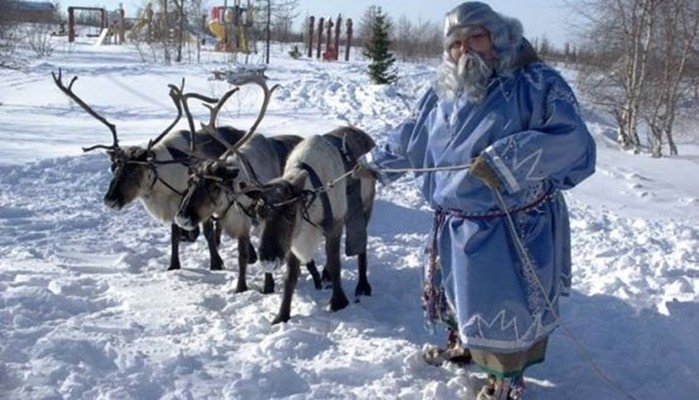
[366,61,596,354]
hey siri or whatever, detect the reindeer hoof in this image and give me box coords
[271,314,290,325]
[235,287,248,294]
[355,282,372,298]
[330,293,350,311]
[210,264,223,271]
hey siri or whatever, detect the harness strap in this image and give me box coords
[156,175,186,196]
[323,134,355,167]
[323,134,368,256]
[145,162,186,197]
[297,162,334,232]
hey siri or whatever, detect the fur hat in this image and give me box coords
[443,2,525,74]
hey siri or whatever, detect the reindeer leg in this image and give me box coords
[326,228,349,312]
[168,224,181,271]
[214,219,223,246]
[320,266,332,289]
[305,259,322,290]
[262,273,274,294]
[235,235,251,293]
[354,252,372,299]
[272,254,300,324]
[247,241,258,264]
[355,206,374,298]
[204,220,223,271]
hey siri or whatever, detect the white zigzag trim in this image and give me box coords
[461,312,559,351]
[513,147,545,182]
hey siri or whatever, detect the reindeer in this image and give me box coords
[51,69,259,271]
[175,76,322,294]
[243,126,376,324]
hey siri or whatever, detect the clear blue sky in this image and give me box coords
[58,0,576,48]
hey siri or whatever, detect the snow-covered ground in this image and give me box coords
[1,38,698,400]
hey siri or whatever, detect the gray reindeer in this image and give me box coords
[51,69,259,271]
[243,126,376,324]
[174,75,322,293]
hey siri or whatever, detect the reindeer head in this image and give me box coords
[243,170,310,265]
[175,160,241,231]
[174,74,280,230]
[52,70,205,210]
[103,146,155,209]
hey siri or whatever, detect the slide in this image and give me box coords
[94,28,110,46]
[209,20,225,39]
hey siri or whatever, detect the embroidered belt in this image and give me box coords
[436,188,558,221]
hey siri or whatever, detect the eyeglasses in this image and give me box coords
[449,28,490,51]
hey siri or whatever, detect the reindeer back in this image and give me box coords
[324,126,376,162]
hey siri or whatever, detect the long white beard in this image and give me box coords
[435,52,493,104]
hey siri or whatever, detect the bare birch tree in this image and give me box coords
[0,0,19,68]
[575,0,698,156]
[644,0,698,156]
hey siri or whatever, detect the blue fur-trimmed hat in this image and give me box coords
[443,2,525,71]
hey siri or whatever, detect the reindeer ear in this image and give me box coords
[133,148,150,160]
[222,166,240,180]
[242,185,264,201]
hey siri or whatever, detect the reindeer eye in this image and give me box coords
[283,207,295,221]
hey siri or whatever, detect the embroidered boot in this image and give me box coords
[422,327,471,366]
[476,375,525,400]
[443,326,471,364]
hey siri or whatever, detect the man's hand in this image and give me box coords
[470,155,501,190]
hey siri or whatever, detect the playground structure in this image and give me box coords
[307,15,353,62]
[128,2,198,45]
[67,5,125,45]
[208,0,254,53]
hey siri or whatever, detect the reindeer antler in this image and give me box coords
[218,74,281,160]
[52,69,119,152]
[148,78,221,153]
[147,79,185,151]
[199,86,241,142]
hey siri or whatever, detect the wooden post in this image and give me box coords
[316,17,324,59]
[325,17,333,52]
[307,16,315,58]
[118,5,125,44]
[334,14,342,61]
[100,8,106,32]
[345,18,353,61]
[68,7,75,42]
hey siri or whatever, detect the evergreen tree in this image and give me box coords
[363,7,397,85]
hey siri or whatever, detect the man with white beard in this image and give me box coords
[355,2,596,399]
